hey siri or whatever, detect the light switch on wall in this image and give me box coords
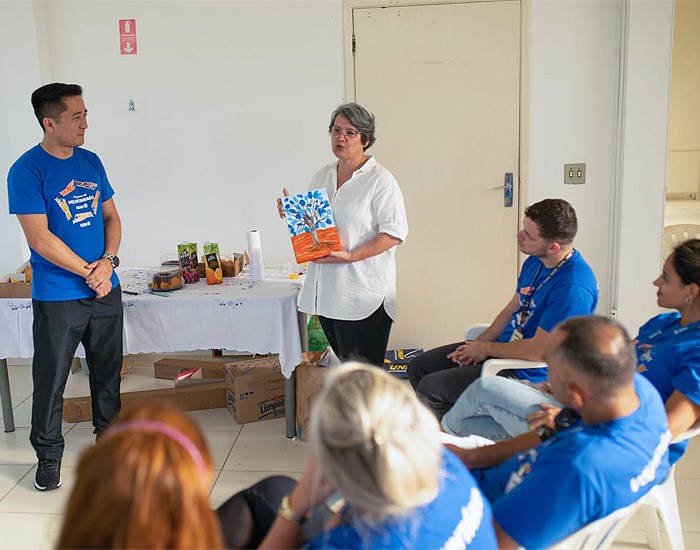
[564,163,586,184]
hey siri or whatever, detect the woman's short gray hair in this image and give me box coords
[309,363,441,522]
[329,103,377,150]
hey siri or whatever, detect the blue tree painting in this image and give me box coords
[283,188,335,245]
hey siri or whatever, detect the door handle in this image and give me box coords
[503,173,513,207]
[491,174,514,207]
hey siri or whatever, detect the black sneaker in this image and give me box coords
[94,426,105,443]
[34,458,62,491]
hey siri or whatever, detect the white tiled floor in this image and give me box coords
[0,363,309,549]
[665,198,700,227]
[1,362,699,549]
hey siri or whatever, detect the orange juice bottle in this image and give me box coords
[203,242,223,285]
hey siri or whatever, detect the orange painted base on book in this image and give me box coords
[291,228,342,263]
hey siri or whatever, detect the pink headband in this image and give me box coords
[106,419,207,477]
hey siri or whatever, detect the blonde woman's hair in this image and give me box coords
[309,363,442,521]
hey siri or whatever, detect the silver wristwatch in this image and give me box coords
[102,253,120,269]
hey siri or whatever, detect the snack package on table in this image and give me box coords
[178,242,200,283]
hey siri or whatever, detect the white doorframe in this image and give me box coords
[607,0,629,320]
[613,0,674,332]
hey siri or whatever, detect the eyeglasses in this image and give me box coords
[329,126,361,139]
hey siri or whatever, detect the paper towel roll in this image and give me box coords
[247,229,265,282]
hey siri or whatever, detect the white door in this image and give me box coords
[351,1,522,349]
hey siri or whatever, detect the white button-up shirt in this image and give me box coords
[297,156,408,321]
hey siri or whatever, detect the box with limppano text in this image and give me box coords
[224,357,285,424]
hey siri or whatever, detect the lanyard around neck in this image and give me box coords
[518,250,574,330]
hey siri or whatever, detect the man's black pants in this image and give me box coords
[30,287,123,460]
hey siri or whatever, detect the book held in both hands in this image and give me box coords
[283,188,341,263]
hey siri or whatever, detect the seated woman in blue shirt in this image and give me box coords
[217,364,497,549]
[442,238,700,463]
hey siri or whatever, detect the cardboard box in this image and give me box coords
[295,352,329,441]
[382,348,423,379]
[63,382,227,423]
[224,356,285,424]
[0,281,31,298]
[175,368,221,387]
[211,348,273,358]
[154,357,240,380]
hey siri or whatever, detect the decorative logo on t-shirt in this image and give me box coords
[629,430,671,493]
[53,179,100,227]
[512,296,537,330]
[504,449,537,493]
[440,488,486,550]
[637,343,653,364]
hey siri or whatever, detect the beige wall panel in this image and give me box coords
[353,1,521,348]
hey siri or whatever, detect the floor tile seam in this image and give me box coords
[0,510,63,516]
[11,395,32,409]
[210,425,245,489]
[0,468,34,502]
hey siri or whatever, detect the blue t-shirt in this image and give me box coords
[636,312,700,463]
[7,144,119,301]
[472,375,670,549]
[499,250,598,382]
[307,449,497,549]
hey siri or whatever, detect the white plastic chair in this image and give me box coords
[547,501,640,550]
[638,418,700,550]
[464,324,547,377]
[663,224,700,260]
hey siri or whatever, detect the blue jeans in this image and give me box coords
[441,376,562,440]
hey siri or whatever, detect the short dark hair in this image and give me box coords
[552,316,636,398]
[329,103,376,150]
[31,83,83,131]
[672,238,700,287]
[524,199,578,244]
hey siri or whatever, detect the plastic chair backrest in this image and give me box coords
[548,502,639,550]
[662,224,700,260]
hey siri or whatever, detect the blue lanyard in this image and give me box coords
[518,250,574,331]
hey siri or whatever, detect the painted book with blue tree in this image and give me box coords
[283,188,342,263]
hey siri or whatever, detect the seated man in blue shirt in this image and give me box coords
[408,199,598,418]
[447,316,671,548]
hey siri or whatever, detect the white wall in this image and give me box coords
[1,0,345,271]
[0,1,44,274]
[526,0,673,334]
[616,0,673,332]
[527,0,623,320]
[0,0,673,335]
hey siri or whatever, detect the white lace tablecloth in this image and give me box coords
[0,267,304,378]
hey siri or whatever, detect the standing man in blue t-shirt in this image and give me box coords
[408,198,598,417]
[7,83,123,492]
[448,316,671,548]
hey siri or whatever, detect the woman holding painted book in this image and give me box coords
[276,103,408,366]
[441,238,700,464]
